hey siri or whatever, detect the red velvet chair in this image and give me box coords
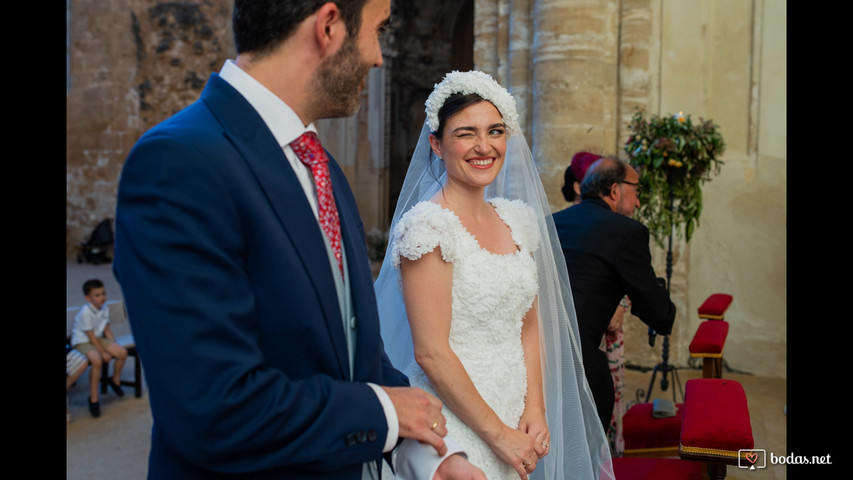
[689,320,729,379]
[678,378,754,480]
[622,402,683,457]
[623,293,734,458]
[691,293,733,378]
[616,379,753,480]
[697,293,733,320]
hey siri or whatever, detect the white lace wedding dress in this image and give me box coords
[390,197,540,480]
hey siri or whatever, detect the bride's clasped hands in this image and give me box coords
[488,421,547,479]
[520,406,551,458]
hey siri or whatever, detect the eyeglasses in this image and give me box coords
[619,180,642,195]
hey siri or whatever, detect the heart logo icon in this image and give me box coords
[745,452,758,464]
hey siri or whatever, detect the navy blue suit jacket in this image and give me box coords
[114,73,408,479]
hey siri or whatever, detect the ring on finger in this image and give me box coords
[542,442,549,447]
[430,420,439,430]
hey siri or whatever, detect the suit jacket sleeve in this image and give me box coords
[114,127,397,475]
[615,224,676,335]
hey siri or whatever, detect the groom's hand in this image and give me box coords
[434,454,487,480]
[383,386,448,456]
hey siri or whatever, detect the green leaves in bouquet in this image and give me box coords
[624,109,725,247]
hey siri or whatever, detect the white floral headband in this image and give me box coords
[425,70,520,137]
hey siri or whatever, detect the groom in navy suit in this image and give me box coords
[113,1,484,479]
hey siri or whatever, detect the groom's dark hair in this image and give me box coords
[233,0,369,58]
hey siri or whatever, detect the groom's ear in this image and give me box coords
[312,2,345,57]
[428,134,442,160]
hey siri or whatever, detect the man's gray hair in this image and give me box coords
[580,158,627,199]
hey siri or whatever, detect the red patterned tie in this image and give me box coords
[290,132,343,276]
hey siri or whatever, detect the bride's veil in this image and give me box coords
[374,71,614,480]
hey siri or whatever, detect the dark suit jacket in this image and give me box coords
[113,73,408,480]
[552,197,675,425]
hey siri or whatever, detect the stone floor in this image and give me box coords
[65,260,790,479]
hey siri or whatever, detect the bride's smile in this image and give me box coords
[429,100,507,191]
[467,156,495,168]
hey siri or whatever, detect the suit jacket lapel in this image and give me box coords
[201,74,350,379]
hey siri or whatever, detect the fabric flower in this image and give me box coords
[425,70,520,137]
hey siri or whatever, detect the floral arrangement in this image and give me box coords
[425,70,520,136]
[623,109,725,247]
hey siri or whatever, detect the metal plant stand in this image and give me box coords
[639,171,683,404]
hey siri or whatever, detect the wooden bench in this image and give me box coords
[66,300,143,398]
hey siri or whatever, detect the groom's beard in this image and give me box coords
[312,35,372,119]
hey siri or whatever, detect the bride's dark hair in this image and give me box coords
[433,93,490,138]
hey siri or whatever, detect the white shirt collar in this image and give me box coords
[219,59,317,148]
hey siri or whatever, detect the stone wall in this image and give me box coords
[474,0,787,378]
[66,0,469,256]
[66,0,234,257]
[67,0,786,378]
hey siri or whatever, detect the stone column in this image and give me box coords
[617,0,657,150]
[473,1,533,138]
[530,0,621,211]
[507,0,534,135]
[473,0,500,75]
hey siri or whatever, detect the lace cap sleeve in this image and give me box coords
[390,201,459,268]
[490,197,541,253]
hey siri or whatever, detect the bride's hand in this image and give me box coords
[519,409,550,459]
[489,424,539,479]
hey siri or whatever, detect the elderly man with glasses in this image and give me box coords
[552,157,676,431]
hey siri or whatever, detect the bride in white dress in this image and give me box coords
[375,71,614,480]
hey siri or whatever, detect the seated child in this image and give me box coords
[70,279,128,417]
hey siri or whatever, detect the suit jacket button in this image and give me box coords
[346,433,357,446]
[357,430,367,443]
[367,429,377,442]
[349,316,358,330]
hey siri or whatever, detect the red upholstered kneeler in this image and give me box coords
[697,293,733,320]
[612,457,702,480]
[622,402,683,457]
[679,379,754,480]
[689,320,729,378]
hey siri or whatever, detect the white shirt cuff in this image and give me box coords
[366,382,399,452]
[393,436,466,480]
